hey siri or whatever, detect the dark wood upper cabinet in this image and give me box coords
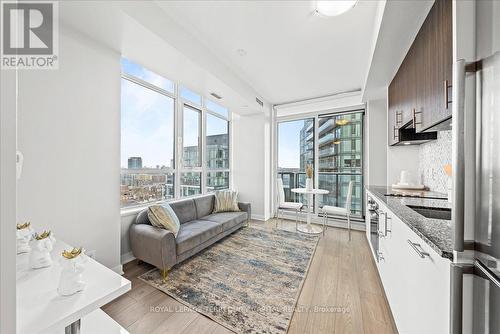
[388,0,452,145]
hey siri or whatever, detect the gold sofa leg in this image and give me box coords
[161,268,169,280]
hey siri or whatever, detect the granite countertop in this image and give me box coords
[366,185,453,260]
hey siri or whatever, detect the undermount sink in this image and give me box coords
[406,205,452,220]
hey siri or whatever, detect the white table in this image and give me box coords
[17,240,131,334]
[291,188,329,235]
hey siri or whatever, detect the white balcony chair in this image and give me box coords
[321,181,353,240]
[276,178,303,230]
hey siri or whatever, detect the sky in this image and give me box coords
[121,78,175,168]
[278,119,307,169]
[121,58,228,169]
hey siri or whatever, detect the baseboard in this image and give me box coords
[251,214,266,221]
[111,264,124,275]
[121,251,136,265]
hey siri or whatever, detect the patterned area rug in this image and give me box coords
[139,225,319,334]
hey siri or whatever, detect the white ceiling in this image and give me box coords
[58,1,267,115]
[156,0,380,105]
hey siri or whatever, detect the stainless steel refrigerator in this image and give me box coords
[451,49,500,333]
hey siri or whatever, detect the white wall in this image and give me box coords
[120,213,136,264]
[232,109,273,221]
[17,27,122,271]
[365,98,388,186]
[0,68,17,333]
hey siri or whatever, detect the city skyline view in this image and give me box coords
[120,58,231,207]
[121,74,175,169]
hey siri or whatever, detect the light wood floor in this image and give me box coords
[103,220,397,334]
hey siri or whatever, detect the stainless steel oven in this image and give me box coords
[367,196,381,261]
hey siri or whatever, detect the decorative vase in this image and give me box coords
[29,231,55,269]
[16,222,34,254]
[58,248,88,296]
[306,178,313,191]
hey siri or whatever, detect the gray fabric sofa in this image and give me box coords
[130,194,251,272]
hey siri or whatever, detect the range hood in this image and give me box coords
[394,121,437,146]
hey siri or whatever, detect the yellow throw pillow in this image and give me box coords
[147,204,180,237]
[213,190,240,213]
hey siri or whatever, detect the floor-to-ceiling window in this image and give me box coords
[317,111,363,216]
[276,110,364,219]
[120,58,231,208]
[120,61,176,207]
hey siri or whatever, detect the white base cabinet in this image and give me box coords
[367,196,450,334]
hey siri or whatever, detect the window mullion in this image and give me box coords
[314,115,319,215]
[201,101,207,194]
[175,86,182,199]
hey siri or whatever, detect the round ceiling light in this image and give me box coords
[315,0,358,17]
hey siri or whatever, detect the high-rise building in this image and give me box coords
[128,157,142,169]
[183,133,229,194]
[299,120,315,170]
[206,134,229,169]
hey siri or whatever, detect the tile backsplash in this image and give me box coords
[418,130,452,193]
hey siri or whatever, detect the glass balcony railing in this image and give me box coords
[318,133,334,146]
[319,146,336,157]
[318,119,333,134]
[277,171,363,217]
[318,172,363,216]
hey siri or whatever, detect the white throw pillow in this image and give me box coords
[147,203,180,237]
[213,190,240,213]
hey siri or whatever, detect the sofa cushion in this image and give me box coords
[193,195,215,219]
[169,199,197,224]
[201,211,248,232]
[175,220,223,254]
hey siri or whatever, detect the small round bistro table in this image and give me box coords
[291,188,329,235]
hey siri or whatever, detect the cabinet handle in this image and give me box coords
[444,80,452,109]
[396,110,403,125]
[385,216,392,233]
[407,239,430,258]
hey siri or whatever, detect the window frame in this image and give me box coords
[275,108,365,220]
[120,61,231,211]
[205,109,231,192]
[181,103,203,169]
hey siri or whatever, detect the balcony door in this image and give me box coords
[276,110,364,219]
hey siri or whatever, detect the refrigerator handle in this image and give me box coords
[450,264,464,334]
[452,59,466,251]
